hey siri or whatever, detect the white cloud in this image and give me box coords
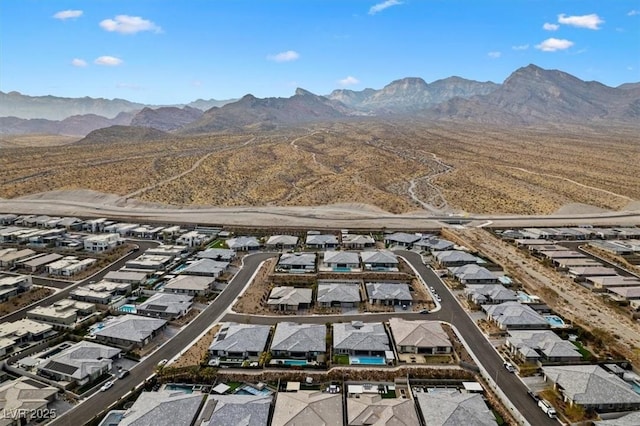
[558,13,604,30]
[99,15,162,34]
[267,50,300,62]
[512,44,529,51]
[628,10,639,16]
[368,0,403,15]
[535,38,574,52]
[71,58,87,67]
[487,51,501,58]
[53,10,83,20]
[338,76,360,86]
[543,22,559,31]
[94,56,123,66]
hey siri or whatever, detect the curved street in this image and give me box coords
[49,250,556,425]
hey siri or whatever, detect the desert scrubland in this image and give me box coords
[0,121,638,214]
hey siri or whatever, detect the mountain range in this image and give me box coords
[1,64,638,137]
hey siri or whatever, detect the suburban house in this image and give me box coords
[69,287,115,305]
[225,236,260,251]
[46,257,97,276]
[0,248,36,267]
[341,234,375,249]
[92,315,167,349]
[506,330,582,363]
[321,251,361,272]
[27,299,96,329]
[267,287,312,311]
[163,275,216,296]
[115,390,204,426]
[0,377,58,423]
[415,392,496,426]
[196,248,236,262]
[265,235,298,250]
[180,258,228,278]
[176,230,210,247]
[448,264,499,285]
[270,322,326,361]
[202,394,272,426]
[365,282,412,306]
[0,275,32,302]
[208,323,271,360]
[388,318,452,355]
[333,321,391,357]
[586,275,640,290]
[316,280,362,308]
[384,232,421,248]
[360,250,399,271]
[347,394,421,426]
[305,234,339,249]
[276,253,316,273]
[569,267,618,281]
[125,254,172,271]
[464,284,519,305]
[542,365,640,412]
[608,286,640,305]
[271,390,343,426]
[18,253,63,273]
[36,341,121,386]
[484,302,550,330]
[145,244,188,259]
[83,234,122,253]
[433,250,483,267]
[0,319,54,357]
[414,237,455,252]
[137,293,193,320]
[103,270,148,285]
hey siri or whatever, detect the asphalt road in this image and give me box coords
[49,252,275,426]
[2,198,640,229]
[224,251,556,425]
[49,249,555,425]
[0,240,158,324]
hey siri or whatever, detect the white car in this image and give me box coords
[100,380,114,392]
[503,362,516,373]
[157,359,168,367]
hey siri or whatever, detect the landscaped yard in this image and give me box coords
[333,354,350,365]
[208,239,226,249]
[572,341,594,361]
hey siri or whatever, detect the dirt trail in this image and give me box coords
[442,227,640,366]
[121,137,256,201]
[490,163,633,201]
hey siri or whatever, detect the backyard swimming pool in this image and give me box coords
[517,291,534,303]
[165,384,194,394]
[545,315,566,327]
[350,356,386,365]
[119,304,137,314]
[235,384,272,396]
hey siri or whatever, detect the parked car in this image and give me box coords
[157,359,168,367]
[419,309,430,314]
[118,369,130,379]
[538,399,557,418]
[503,362,516,373]
[100,381,114,392]
[527,390,539,401]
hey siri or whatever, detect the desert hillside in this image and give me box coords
[0,121,638,215]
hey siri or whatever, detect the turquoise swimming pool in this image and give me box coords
[350,356,386,365]
[545,315,565,327]
[119,304,137,314]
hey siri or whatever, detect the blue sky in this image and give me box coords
[1,0,639,104]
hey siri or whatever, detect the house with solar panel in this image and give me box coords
[36,341,120,386]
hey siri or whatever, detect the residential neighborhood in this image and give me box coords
[0,214,638,426]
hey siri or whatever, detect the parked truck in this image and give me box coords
[538,399,557,418]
